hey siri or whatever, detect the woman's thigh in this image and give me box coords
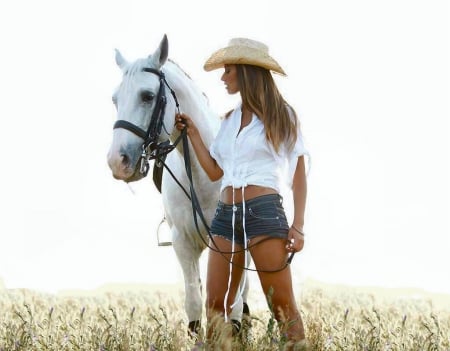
[249,237,295,299]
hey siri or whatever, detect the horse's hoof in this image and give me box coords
[241,303,253,344]
[243,302,250,316]
[242,302,252,328]
[188,320,201,338]
[231,319,241,336]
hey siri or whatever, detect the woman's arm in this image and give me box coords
[286,156,307,253]
[175,113,223,181]
[292,156,307,231]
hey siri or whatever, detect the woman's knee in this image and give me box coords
[268,294,297,319]
[206,292,225,314]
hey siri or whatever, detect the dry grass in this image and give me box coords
[0,281,449,350]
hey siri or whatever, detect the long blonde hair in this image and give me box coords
[232,64,298,153]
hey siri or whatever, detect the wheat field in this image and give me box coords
[0,280,449,350]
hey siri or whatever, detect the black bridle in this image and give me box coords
[113,67,295,272]
[113,67,183,177]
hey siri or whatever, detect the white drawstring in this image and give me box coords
[223,186,249,322]
[230,187,248,309]
[223,188,236,322]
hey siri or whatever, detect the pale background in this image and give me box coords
[0,0,448,295]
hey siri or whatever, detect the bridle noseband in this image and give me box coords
[113,67,182,176]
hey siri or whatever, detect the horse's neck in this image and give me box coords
[167,63,218,149]
[165,63,220,200]
[184,106,217,147]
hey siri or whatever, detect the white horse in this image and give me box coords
[107,35,249,335]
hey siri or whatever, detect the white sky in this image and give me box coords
[0,0,448,295]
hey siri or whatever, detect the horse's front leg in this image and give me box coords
[172,227,203,336]
[229,254,252,340]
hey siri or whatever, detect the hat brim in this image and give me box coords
[203,46,286,76]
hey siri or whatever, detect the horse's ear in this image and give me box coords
[115,49,128,70]
[149,34,169,68]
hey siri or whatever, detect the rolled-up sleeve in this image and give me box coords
[286,127,310,186]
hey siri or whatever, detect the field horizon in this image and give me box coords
[2,277,449,312]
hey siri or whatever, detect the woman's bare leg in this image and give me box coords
[206,236,245,348]
[250,236,305,345]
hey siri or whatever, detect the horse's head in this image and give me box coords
[107,35,178,182]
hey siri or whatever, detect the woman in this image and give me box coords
[175,38,309,348]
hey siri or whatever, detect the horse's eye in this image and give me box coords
[141,91,155,104]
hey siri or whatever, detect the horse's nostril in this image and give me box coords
[120,154,130,166]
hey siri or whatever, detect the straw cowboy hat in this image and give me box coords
[203,37,286,76]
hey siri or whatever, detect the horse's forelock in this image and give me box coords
[124,58,190,82]
[124,58,152,77]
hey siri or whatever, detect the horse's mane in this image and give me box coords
[167,58,192,80]
[167,59,210,104]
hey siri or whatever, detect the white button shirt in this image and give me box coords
[210,105,309,193]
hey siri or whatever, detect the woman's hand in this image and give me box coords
[175,113,198,137]
[174,112,223,181]
[286,226,305,253]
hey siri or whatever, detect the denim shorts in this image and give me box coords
[210,193,290,246]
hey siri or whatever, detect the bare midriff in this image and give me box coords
[220,185,278,205]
